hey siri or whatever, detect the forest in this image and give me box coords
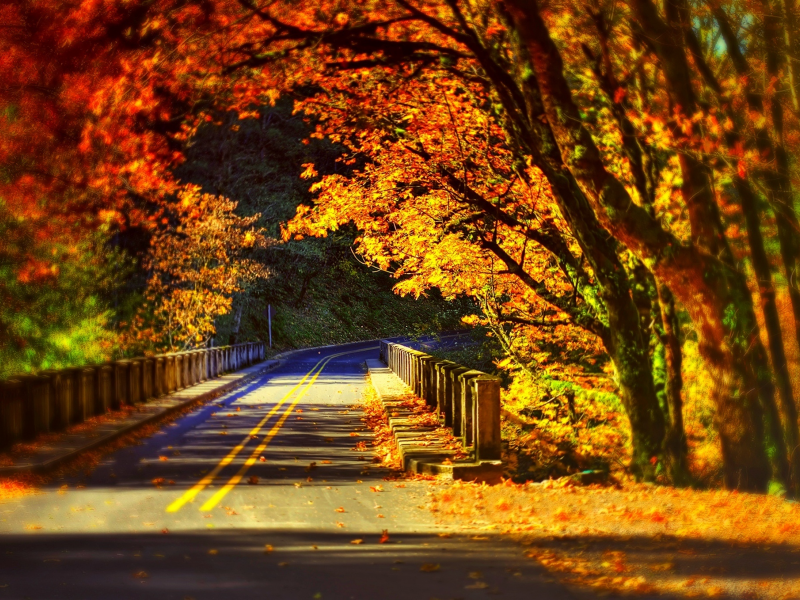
[2,0,799,495]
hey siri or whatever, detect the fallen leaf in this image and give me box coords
[420,563,440,572]
[305,462,317,472]
[335,507,345,513]
[133,571,148,579]
[161,528,169,534]
[248,476,259,485]
[465,582,489,590]
[208,549,218,555]
[379,530,390,544]
[349,432,359,437]
[377,514,385,518]
[259,456,266,462]
[25,524,43,530]
[321,460,332,464]
[158,456,169,461]
[370,485,384,493]
[336,522,345,528]
[151,478,165,487]
[350,539,363,545]
[264,544,274,553]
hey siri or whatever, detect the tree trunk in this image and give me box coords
[229,304,243,345]
[503,0,774,491]
[657,283,690,485]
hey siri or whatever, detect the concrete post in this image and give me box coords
[187,352,196,386]
[154,357,166,397]
[113,361,130,406]
[209,350,217,378]
[458,370,483,449]
[165,355,176,393]
[42,370,67,432]
[419,356,437,408]
[95,365,113,414]
[449,367,471,437]
[21,375,50,439]
[181,354,190,389]
[0,379,24,450]
[411,353,421,396]
[435,361,458,422]
[199,351,208,381]
[474,376,502,461]
[63,368,83,425]
[77,368,96,423]
[142,358,154,400]
[129,360,143,404]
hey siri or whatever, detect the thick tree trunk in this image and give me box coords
[503,0,774,491]
[488,4,668,480]
[712,2,800,490]
[656,284,690,485]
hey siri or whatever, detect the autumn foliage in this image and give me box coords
[2,0,800,494]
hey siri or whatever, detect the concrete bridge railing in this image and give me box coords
[379,340,501,463]
[0,342,266,451]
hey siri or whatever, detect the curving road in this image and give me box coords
[0,339,574,600]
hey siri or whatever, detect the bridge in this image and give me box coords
[0,339,574,599]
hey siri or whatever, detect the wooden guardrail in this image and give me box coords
[379,340,501,463]
[0,342,266,451]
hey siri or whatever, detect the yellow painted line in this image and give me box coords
[197,345,372,511]
[165,355,329,513]
[198,356,334,512]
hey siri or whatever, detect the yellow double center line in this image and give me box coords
[166,348,361,513]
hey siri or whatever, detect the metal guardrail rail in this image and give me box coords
[0,342,266,451]
[379,340,501,464]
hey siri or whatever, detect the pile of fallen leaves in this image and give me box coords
[359,385,404,470]
[430,478,800,599]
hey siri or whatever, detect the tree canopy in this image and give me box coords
[2,0,800,493]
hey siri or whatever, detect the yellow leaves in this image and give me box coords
[300,163,318,179]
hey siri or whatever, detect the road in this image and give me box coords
[0,340,574,600]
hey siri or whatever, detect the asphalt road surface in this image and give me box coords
[0,339,575,600]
